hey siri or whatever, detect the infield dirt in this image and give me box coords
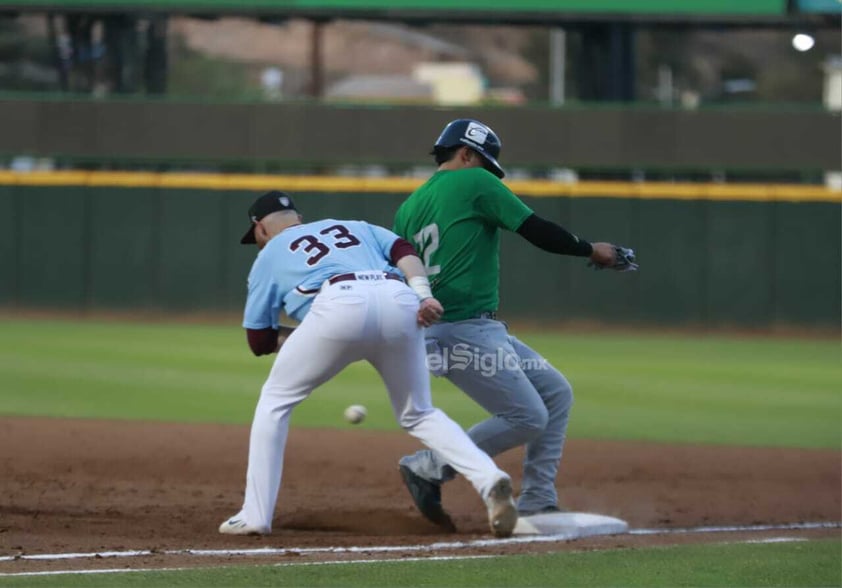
[0,417,839,573]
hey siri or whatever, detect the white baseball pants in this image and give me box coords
[237,274,508,530]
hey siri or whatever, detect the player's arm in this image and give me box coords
[395,254,443,327]
[246,326,294,356]
[368,223,443,326]
[516,214,617,266]
[243,256,290,356]
[474,174,616,266]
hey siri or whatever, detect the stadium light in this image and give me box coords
[792,33,816,52]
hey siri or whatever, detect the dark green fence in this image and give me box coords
[0,185,839,328]
[1,98,838,173]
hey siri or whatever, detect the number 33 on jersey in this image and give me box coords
[243,219,405,327]
[289,224,361,266]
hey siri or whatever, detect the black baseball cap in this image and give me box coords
[240,190,297,244]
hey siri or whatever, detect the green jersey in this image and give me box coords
[394,167,533,322]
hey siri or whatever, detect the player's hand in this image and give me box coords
[417,298,444,327]
[589,242,617,268]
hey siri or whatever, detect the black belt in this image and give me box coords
[473,311,497,320]
[328,272,403,286]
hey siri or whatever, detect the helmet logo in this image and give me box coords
[279,196,290,207]
[465,122,489,145]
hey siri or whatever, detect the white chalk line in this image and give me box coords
[627,521,841,536]
[0,555,497,578]
[740,537,808,544]
[0,566,188,578]
[2,520,838,564]
[0,520,838,577]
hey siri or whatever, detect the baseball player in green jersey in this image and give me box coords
[394,118,625,530]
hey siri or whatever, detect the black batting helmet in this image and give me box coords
[432,119,505,179]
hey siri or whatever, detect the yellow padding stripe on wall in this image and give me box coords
[0,171,838,203]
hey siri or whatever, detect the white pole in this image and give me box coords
[656,64,673,106]
[549,28,566,106]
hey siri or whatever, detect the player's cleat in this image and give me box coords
[399,464,457,532]
[518,505,564,517]
[218,514,270,536]
[485,477,518,538]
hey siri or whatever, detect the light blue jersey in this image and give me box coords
[243,219,402,327]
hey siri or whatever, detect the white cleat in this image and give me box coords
[218,514,270,536]
[485,477,518,538]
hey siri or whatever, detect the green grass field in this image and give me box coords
[0,318,838,448]
[0,317,839,587]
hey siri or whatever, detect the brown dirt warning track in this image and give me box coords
[0,416,839,573]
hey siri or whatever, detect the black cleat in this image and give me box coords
[399,464,457,532]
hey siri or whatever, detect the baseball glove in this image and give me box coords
[588,246,639,272]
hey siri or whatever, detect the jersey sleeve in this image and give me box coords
[242,256,282,330]
[474,172,534,232]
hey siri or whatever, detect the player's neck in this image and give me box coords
[274,219,303,235]
[439,160,478,173]
[264,219,302,244]
[280,221,301,232]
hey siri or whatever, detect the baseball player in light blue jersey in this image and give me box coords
[219,191,518,538]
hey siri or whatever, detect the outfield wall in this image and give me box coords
[1,98,838,173]
[0,174,838,328]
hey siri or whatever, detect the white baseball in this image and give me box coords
[343,404,367,425]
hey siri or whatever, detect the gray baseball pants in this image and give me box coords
[400,318,574,514]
